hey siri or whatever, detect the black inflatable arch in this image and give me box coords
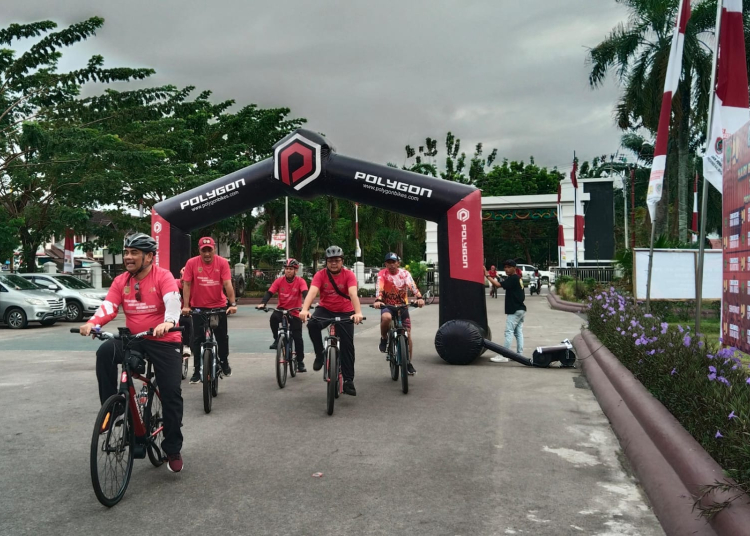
[152,129,487,364]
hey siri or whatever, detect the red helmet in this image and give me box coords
[284,258,299,268]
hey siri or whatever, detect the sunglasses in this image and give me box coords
[134,281,141,302]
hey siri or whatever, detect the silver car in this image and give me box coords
[0,274,66,328]
[19,273,107,322]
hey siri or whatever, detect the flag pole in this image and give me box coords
[285,196,289,260]
[696,0,723,333]
[573,151,578,274]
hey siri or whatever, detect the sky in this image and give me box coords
[5,0,632,173]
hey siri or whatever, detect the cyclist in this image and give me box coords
[77,232,185,473]
[299,245,364,396]
[373,252,424,375]
[256,258,309,372]
[181,237,237,384]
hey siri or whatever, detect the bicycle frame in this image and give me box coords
[118,356,160,444]
[192,309,224,383]
[323,323,343,395]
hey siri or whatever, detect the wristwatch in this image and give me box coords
[229,302,237,307]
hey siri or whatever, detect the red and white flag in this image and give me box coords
[703,0,749,193]
[63,229,75,273]
[571,160,584,251]
[692,172,699,242]
[647,0,691,221]
[557,182,566,265]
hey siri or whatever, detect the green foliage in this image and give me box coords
[588,288,750,483]
[403,261,427,287]
[251,245,284,268]
[554,275,574,292]
[357,287,375,297]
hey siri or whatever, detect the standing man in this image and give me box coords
[256,258,309,372]
[485,259,526,363]
[373,252,424,375]
[299,245,364,396]
[181,237,237,383]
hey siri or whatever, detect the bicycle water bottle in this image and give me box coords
[137,385,148,408]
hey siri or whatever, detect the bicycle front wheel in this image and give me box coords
[288,340,297,378]
[202,349,212,414]
[326,347,338,416]
[181,354,189,380]
[91,395,133,507]
[389,335,399,381]
[211,355,219,398]
[276,335,288,388]
[146,385,165,467]
[398,335,409,394]
[425,289,436,305]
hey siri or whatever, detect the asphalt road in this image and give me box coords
[0,289,664,536]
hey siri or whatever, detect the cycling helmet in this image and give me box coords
[325,245,344,259]
[123,232,157,253]
[284,258,299,268]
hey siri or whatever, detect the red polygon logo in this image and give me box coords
[274,133,322,191]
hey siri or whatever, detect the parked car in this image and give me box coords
[515,264,537,285]
[19,273,107,322]
[0,274,66,328]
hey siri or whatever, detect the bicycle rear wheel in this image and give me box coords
[326,347,337,416]
[91,395,133,507]
[276,335,288,388]
[398,335,409,394]
[425,288,436,305]
[146,385,165,467]
[288,340,297,378]
[202,349,212,414]
[389,334,399,381]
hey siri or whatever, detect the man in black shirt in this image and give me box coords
[485,259,527,362]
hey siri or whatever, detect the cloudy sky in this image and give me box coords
[6,0,631,172]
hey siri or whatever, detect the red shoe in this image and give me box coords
[167,453,183,473]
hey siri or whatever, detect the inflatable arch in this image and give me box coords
[152,129,487,364]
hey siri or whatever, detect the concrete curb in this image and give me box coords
[546,291,586,313]
[574,330,750,536]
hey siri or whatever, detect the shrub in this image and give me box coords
[587,288,750,483]
[357,288,374,297]
[554,275,573,292]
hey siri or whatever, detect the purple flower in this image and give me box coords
[670,368,677,376]
[678,325,684,333]
[729,411,736,420]
[717,376,731,386]
[644,314,653,318]
[746,377,750,385]
[707,354,714,360]
[596,294,602,300]
[660,322,668,334]
[683,335,691,347]
[638,359,643,364]
[698,341,704,348]
[708,372,717,381]
[647,350,656,355]
[709,366,716,374]
[715,430,723,438]
[600,314,604,318]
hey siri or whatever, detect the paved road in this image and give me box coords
[0,289,664,535]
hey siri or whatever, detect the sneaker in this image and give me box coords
[166,453,183,473]
[343,380,357,396]
[182,346,192,357]
[189,371,201,384]
[221,361,232,377]
[490,355,510,363]
[407,363,416,375]
[269,341,278,350]
[313,352,325,371]
[297,360,307,373]
[378,338,387,353]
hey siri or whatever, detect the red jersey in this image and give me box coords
[376,268,420,306]
[488,269,497,279]
[268,276,308,317]
[183,255,231,308]
[311,268,356,312]
[88,265,181,343]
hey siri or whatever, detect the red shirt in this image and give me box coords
[376,268,419,306]
[312,268,356,312]
[88,266,181,343]
[488,269,497,278]
[268,276,308,317]
[183,255,231,308]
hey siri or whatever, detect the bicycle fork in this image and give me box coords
[200,338,218,383]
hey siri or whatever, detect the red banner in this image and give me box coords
[447,189,484,283]
[151,208,170,271]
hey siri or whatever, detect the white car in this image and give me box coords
[20,273,107,322]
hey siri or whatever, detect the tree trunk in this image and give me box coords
[677,74,691,243]
[19,229,38,273]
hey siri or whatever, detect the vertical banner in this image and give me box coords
[151,208,171,272]
[722,121,750,351]
[63,229,75,273]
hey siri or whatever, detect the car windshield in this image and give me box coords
[0,274,41,290]
[52,275,94,289]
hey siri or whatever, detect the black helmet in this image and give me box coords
[325,245,344,259]
[284,258,299,268]
[123,232,157,253]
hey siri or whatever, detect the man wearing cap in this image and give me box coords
[373,253,424,375]
[181,237,237,383]
[485,259,526,363]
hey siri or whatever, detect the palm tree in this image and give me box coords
[587,0,714,241]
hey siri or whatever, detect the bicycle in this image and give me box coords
[311,315,365,416]
[191,308,227,414]
[71,325,183,507]
[372,303,415,394]
[422,284,437,305]
[259,306,307,389]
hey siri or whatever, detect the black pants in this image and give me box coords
[270,311,304,362]
[190,313,229,370]
[96,339,184,455]
[307,306,355,381]
[179,314,192,347]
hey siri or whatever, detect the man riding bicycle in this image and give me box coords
[373,252,424,375]
[77,232,185,473]
[299,245,364,396]
[182,237,237,384]
[256,258,309,372]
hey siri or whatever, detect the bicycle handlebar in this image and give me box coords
[370,302,418,310]
[258,306,311,314]
[70,326,184,340]
[311,316,366,328]
[190,308,228,315]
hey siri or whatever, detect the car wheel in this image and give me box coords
[65,301,83,322]
[6,308,28,329]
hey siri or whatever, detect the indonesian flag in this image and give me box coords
[571,160,584,247]
[703,0,749,193]
[557,182,566,264]
[63,229,74,273]
[647,0,691,221]
[692,172,699,242]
